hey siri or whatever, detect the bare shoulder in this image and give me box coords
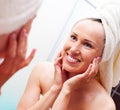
[93,89,116,110]
[85,80,116,110]
[31,61,54,76]
[32,61,55,93]
[101,93,116,110]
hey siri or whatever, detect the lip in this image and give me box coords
[66,53,80,64]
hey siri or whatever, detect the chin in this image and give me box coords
[62,63,77,73]
[63,62,87,75]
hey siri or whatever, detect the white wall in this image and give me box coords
[0,0,100,109]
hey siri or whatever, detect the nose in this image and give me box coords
[70,44,81,55]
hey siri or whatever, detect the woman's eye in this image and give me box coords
[70,35,77,41]
[84,43,92,48]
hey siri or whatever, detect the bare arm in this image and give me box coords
[27,85,61,110]
[17,53,66,110]
[52,85,71,110]
[17,63,59,110]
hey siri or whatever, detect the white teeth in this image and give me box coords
[67,55,78,63]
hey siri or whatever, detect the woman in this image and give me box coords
[0,0,42,94]
[18,1,120,109]
[17,18,116,110]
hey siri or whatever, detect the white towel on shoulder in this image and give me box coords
[96,1,120,94]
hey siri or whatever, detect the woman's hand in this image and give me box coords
[63,57,100,92]
[0,27,36,88]
[53,51,68,90]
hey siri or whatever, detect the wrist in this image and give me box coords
[51,85,62,94]
[62,83,72,95]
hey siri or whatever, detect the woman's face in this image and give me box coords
[61,19,105,75]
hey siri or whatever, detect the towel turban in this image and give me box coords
[0,0,42,35]
[96,1,120,94]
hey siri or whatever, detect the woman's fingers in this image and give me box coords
[54,51,68,90]
[3,27,36,72]
[7,28,28,60]
[84,57,100,82]
[19,49,36,68]
[7,33,17,58]
[54,56,63,85]
[17,28,28,58]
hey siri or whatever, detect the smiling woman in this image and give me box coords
[17,18,115,110]
[0,0,97,110]
[1,0,119,110]
[16,0,120,109]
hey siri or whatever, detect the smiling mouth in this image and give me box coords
[66,53,81,63]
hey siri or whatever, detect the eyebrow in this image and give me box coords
[72,32,78,37]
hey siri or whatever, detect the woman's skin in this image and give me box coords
[17,19,116,110]
[0,18,36,91]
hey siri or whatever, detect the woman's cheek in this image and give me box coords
[61,45,67,55]
[61,50,65,58]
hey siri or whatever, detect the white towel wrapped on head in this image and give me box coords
[96,1,120,94]
[0,0,42,35]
